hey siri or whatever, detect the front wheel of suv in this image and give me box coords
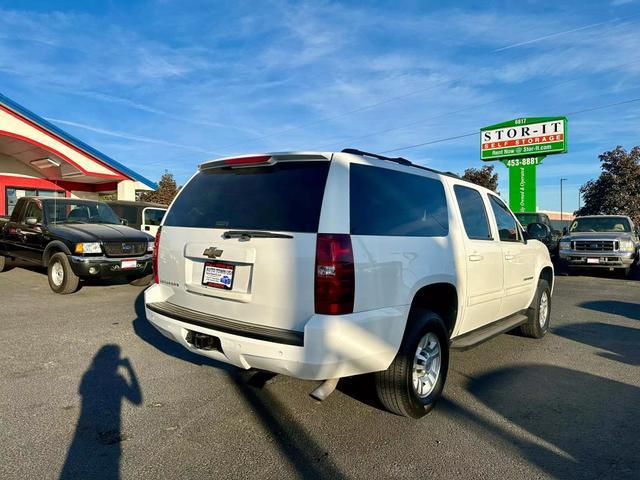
[375,309,449,418]
[48,252,80,294]
[520,278,551,338]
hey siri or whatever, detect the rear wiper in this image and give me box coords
[222,230,293,240]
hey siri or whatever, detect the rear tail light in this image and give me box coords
[152,227,161,284]
[315,234,354,315]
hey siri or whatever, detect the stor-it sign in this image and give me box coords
[480,116,567,161]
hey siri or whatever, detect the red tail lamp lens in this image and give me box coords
[315,234,354,315]
[152,227,161,284]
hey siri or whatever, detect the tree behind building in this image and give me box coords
[139,172,179,205]
[575,146,640,225]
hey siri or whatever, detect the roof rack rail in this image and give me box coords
[341,148,460,179]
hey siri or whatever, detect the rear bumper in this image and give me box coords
[559,250,635,268]
[144,284,407,380]
[69,254,152,278]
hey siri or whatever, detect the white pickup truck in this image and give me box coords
[145,149,554,418]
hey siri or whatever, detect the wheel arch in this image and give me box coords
[539,265,554,291]
[408,282,459,338]
[43,241,72,266]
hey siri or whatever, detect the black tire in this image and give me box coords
[127,274,152,286]
[47,252,80,294]
[620,267,631,278]
[520,278,551,338]
[375,309,449,418]
[0,256,13,272]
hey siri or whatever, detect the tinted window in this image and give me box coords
[25,201,43,223]
[569,217,631,233]
[164,161,330,232]
[109,204,139,226]
[489,195,520,242]
[454,185,492,240]
[350,164,448,237]
[44,201,121,225]
[144,208,165,226]
[514,213,543,226]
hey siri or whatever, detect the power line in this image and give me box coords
[378,96,640,154]
[209,14,638,154]
[314,55,640,151]
[492,14,640,52]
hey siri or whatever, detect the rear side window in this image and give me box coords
[350,164,448,237]
[144,208,165,226]
[454,185,492,240]
[164,161,330,232]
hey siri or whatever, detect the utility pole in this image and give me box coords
[560,178,567,220]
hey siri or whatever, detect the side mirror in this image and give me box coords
[120,218,128,226]
[527,222,551,241]
[25,217,39,226]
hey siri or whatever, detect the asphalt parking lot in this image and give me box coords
[1,266,638,480]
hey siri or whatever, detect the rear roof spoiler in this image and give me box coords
[199,152,331,170]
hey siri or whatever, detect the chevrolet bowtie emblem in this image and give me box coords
[203,247,224,259]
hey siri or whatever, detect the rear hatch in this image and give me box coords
[157,154,331,333]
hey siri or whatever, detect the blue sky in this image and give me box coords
[1,0,639,212]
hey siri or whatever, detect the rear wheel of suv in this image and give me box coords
[0,256,13,272]
[375,309,449,418]
[520,278,551,338]
[48,252,80,294]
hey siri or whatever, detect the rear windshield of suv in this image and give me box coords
[164,161,330,232]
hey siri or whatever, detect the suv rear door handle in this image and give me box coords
[468,254,483,262]
[504,254,514,261]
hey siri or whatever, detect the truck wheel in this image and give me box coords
[375,309,449,418]
[520,278,551,339]
[127,274,152,286]
[0,256,13,272]
[48,252,80,294]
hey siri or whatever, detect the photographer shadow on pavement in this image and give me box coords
[59,345,142,480]
[459,364,640,479]
[131,291,346,479]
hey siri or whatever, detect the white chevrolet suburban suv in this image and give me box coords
[145,149,554,418]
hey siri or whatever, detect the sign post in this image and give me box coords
[481,117,567,212]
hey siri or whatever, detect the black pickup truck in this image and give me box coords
[0,197,154,294]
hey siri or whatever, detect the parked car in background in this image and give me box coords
[559,215,639,276]
[106,200,166,237]
[515,212,561,256]
[145,149,554,418]
[0,197,154,293]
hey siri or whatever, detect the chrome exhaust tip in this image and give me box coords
[310,378,339,401]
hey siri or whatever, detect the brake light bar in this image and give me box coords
[199,155,274,169]
[223,155,272,166]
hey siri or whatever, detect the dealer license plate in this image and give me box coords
[202,261,235,290]
[586,258,600,264]
[121,259,137,269]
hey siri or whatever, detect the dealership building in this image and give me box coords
[0,93,156,216]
